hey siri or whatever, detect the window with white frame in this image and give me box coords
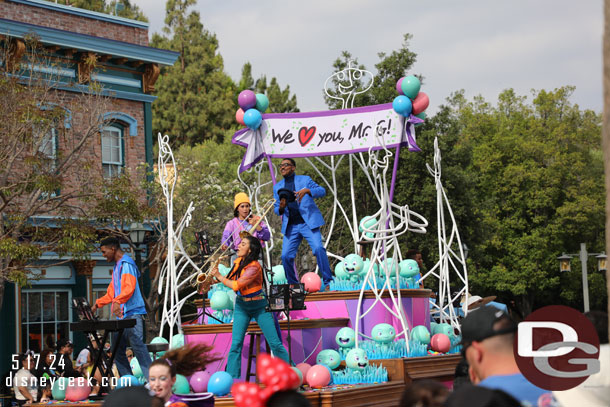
[92,288,112,321]
[101,126,123,179]
[39,127,57,163]
[21,289,71,353]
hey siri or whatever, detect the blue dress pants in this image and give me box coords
[281,223,333,285]
[227,297,290,379]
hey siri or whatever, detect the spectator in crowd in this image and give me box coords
[32,348,56,402]
[444,384,521,407]
[55,338,82,378]
[266,390,312,407]
[452,358,471,391]
[399,380,449,407]
[460,306,550,405]
[13,352,38,406]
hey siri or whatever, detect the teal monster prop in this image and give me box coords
[399,259,419,278]
[383,258,399,279]
[343,254,364,282]
[411,325,431,345]
[345,348,369,372]
[334,262,349,280]
[359,216,377,239]
[270,265,287,284]
[336,327,356,348]
[361,258,379,278]
[371,323,396,345]
[316,349,342,370]
[432,322,454,339]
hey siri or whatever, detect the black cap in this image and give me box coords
[56,338,73,349]
[460,306,517,345]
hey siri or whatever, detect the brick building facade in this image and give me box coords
[0,0,178,375]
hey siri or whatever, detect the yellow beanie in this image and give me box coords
[234,192,251,210]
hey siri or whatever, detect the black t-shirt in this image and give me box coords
[55,353,82,378]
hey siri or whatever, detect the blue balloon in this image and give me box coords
[117,375,139,388]
[392,95,412,117]
[255,93,269,113]
[207,371,233,396]
[243,108,262,130]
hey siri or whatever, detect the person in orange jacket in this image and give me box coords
[92,236,151,380]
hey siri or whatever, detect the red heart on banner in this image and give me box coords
[298,126,316,147]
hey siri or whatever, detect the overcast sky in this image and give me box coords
[130,0,603,115]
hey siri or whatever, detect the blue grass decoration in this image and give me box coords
[330,276,418,291]
[332,364,388,384]
[207,309,233,324]
[450,336,462,354]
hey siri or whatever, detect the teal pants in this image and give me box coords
[227,297,290,378]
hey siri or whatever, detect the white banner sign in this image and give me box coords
[232,103,422,172]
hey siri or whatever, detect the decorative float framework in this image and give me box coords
[157,61,469,346]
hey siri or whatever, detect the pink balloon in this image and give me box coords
[295,363,312,385]
[430,333,451,353]
[300,272,321,293]
[395,77,404,95]
[236,108,245,126]
[411,92,429,115]
[65,377,91,402]
[189,370,211,393]
[305,364,331,388]
[238,90,257,110]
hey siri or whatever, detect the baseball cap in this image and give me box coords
[56,338,73,349]
[460,306,517,346]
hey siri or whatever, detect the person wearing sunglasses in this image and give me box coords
[273,158,333,291]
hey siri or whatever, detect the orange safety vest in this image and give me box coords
[229,258,263,296]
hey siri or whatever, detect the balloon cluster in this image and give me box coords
[236,90,269,130]
[231,353,301,407]
[392,75,429,121]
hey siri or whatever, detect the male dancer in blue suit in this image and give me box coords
[273,158,333,289]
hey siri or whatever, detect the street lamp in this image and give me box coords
[557,243,606,313]
[129,222,147,293]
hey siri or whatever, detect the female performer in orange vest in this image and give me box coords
[211,234,290,378]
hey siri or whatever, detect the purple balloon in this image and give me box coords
[395,77,404,95]
[189,370,211,393]
[238,90,257,110]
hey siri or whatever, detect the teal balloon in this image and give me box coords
[411,325,431,345]
[416,112,426,120]
[218,264,230,277]
[210,291,231,311]
[401,75,421,99]
[151,336,169,357]
[172,374,191,394]
[52,377,67,400]
[255,93,269,113]
[171,333,185,349]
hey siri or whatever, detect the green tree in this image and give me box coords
[460,87,605,315]
[238,62,299,113]
[151,0,236,146]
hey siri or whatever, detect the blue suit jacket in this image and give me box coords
[273,175,326,234]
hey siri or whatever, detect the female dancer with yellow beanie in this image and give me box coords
[221,193,270,262]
